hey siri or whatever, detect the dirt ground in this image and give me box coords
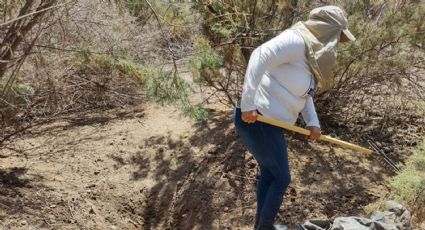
[0,103,393,230]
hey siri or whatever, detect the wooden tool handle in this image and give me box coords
[256,115,373,155]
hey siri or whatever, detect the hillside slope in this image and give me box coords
[1,103,392,230]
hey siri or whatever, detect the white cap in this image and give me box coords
[309,5,356,41]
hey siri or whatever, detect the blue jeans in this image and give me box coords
[233,107,291,230]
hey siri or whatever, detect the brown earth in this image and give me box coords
[0,103,394,230]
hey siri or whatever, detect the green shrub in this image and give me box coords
[192,0,425,146]
[389,138,425,224]
[390,171,425,202]
[73,51,149,85]
[123,0,193,40]
[145,70,190,104]
[182,103,209,121]
[144,68,209,121]
[189,37,222,84]
[72,48,208,120]
[116,57,150,85]
[124,0,151,22]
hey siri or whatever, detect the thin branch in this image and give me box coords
[143,0,178,75]
[33,44,115,55]
[0,1,74,27]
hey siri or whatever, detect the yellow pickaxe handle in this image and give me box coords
[256,115,373,155]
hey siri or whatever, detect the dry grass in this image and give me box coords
[0,0,198,141]
[390,138,425,225]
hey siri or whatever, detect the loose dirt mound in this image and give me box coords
[1,104,391,229]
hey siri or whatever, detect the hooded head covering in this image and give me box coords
[290,6,356,91]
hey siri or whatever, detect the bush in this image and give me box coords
[124,0,194,41]
[189,37,222,85]
[389,138,425,225]
[182,103,209,121]
[192,0,425,151]
[73,51,149,86]
[0,0,203,141]
[144,69,189,104]
[73,49,207,120]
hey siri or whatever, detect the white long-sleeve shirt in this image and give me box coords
[240,29,320,128]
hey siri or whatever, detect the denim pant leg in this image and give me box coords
[233,108,291,230]
[234,112,273,221]
[256,167,274,220]
[255,119,291,229]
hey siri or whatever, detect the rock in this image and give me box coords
[399,210,413,230]
[86,184,96,189]
[384,200,404,215]
[370,211,397,225]
[298,201,413,230]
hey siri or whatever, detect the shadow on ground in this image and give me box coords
[117,110,255,229]
[0,108,395,229]
[116,110,392,229]
[0,167,69,229]
[0,107,145,148]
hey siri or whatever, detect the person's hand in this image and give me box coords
[306,126,321,140]
[241,110,258,124]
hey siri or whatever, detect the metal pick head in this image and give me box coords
[366,138,401,173]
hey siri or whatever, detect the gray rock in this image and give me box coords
[385,200,405,215]
[298,201,413,230]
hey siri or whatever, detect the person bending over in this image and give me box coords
[233,5,356,230]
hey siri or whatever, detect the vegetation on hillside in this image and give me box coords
[189,2,425,180]
[390,139,425,224]
[0,0,203,142]
[0,0,424,227]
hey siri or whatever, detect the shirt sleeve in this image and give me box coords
[301,97,320,128]
[240,31,304,112]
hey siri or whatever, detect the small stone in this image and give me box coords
[87,184,96,188]
[385,200,404,215]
